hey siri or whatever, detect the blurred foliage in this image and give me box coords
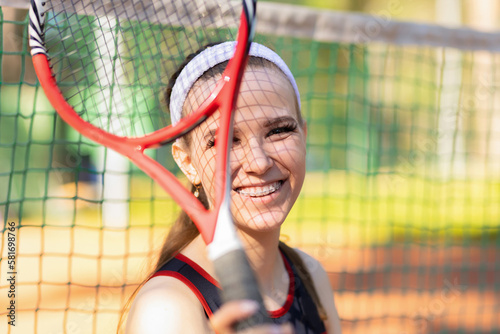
[261,0,500,31]
[260,0,438,23]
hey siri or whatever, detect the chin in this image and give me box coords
[233,210,288,233]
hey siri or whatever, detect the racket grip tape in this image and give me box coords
[213,248,273,331]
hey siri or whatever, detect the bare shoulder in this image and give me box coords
[125,275,211,334]
[293,248,343,334]
[293,248,328,277]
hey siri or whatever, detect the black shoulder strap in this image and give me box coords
[152,254,223,317]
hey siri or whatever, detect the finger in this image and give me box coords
[238,323,294,334]
[280,323,294,334]
[210,300,259,333]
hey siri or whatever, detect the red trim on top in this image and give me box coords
[268,253,295,319]
[149,252,296,320]
[150,270,214,318]
[175,253,222,289]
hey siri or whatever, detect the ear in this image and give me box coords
[172,141,201,186]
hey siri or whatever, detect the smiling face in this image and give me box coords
[173,60,306,233]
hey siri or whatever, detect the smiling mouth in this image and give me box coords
[235,180,284,197]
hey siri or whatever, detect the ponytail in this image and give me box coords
[279,241,328,321]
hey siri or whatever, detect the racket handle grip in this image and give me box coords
[213,248,272,331]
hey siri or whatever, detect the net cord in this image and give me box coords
[5,0,500,52]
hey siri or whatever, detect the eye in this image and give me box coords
[266,123,297,138]
[232,136,241,146]
[206,138,215,149]
[206,136,240,149]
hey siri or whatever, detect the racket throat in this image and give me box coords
[207,199,243,262]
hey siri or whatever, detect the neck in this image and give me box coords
[188,228,288,309]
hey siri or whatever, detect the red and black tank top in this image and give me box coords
[151,251,327,334]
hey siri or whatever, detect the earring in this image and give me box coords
[194,184,201,198]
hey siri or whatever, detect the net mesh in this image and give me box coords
[1,2,499,334]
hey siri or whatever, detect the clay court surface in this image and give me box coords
[1,226,498,334]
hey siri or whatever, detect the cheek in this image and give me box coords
[194,151,217,195]
[277,138,307,174]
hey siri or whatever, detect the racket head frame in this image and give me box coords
[29,0,256,247]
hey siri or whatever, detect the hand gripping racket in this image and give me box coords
[29,0,270,330]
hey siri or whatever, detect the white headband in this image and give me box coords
[169,41,301,125]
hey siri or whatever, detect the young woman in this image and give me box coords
[124,42,342,334]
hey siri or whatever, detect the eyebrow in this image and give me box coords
[203,128,217,141]
[263,116,297,128]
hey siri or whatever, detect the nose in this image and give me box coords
[237,139,273,175]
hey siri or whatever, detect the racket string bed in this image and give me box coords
[39,0,241,138]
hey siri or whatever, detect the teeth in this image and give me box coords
[236,181,282,197]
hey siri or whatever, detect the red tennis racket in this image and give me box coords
[29,0,269,330]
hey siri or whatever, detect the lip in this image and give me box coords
[233,180,286,203]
